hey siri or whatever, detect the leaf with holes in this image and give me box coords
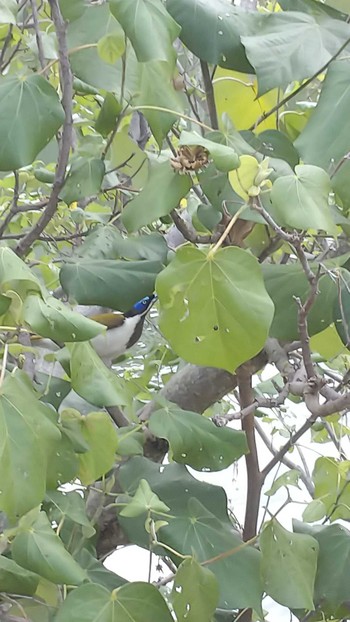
[172,558,220,622]
[156,244,274,372]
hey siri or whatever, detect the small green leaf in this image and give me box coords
[0,247,42,298]
[0,556,39,595]
[23,294,105,342]
[95,94,122,137]
[313,456,350,521]
[116,426,144,457]
[271,164,336,233]
[260,519,318,609]
[45,490,95,536]
[265,469,301,496]
[68,342,129,407]
[54,581,174,622]
[156,244,274,372]
[60,157,105,204]
[12,512,87,585]
[0,372,61,518]
[302,499,327,523]
[120,479,170,518]
[0,0,17,25]
[77,411,119,485]
[179,130,239,172]
[172,558,220,622]
[0,75,64,171]
[97,31,125,64]
[149,405,248,471]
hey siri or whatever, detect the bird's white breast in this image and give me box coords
[90,315,141,365]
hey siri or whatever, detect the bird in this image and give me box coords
[89,294,157,365]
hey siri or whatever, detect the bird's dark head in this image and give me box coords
[126,294,157,317]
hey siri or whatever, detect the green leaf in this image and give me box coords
[60,259,162,309]
[12,512,86,585]
[166,0,254,73]
[0,372,61,518]
[263,263,338,340]
[172,558,220,622]
[295,60,350,210]
[23,294,105,342]
[179,130,239,173]
[108,130,148,190]
[116,426,144,457]
[45,490,95,536]
[77,411,119,484]
[260,519,318,609]
[312,456,350,521]
[156,245,274,372]
[95,94,122,137]
[245,129,299,168]
[265,469,301,496]
[0,75,64,171]
[149,405,248,471]
[109,0,180,63]
[302,499,327,523]
[120,479,170,518]
[59,157,105,205]
[242,12,350,96]
[59,0,86,21]
[122,161,192,232]
[294,521,350,617]
[119,457,263,613]
[97,31,125,64]
[136,60,185,146]
[0,0,17,24]
[55,581,173,622]
[271,164,335,233]
[67,4,124,91]
[0,556,39,595]
[77,549,125,590]
[0,247,42,299]
[333,269,350,347]
[68,342,129,408]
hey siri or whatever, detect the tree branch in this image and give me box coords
[30,0,47,72]
[15,0,73,257]
[200,60,218,130]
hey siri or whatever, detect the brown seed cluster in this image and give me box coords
[170,145,210,174]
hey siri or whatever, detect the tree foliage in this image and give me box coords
[0,0,350,621]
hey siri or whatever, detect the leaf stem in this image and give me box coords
[207,204,247,257]
[0,342,9,388]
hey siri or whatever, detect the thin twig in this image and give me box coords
[15,0,73,257]
[200,60,218,130]
[170,209,220,245]
[261,416,317,479]
[0,171,19,237]
[30,0,47,72]
[0,343,9,388]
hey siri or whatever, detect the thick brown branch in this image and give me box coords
[15,0,73,257]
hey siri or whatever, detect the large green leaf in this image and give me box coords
[75,227,167,263]
[279,0,348,20]
[136,60,185,146]
[263,263,338,341]
[166,0,254,72]
[156,245,274,372]
[0,75,64,171]
[12,512,86,585]
[242,11,350,95]
[60,259,162,309]
[312,456,350,521]
[0,556,39,596]
[0,0,17,24]
[23,294,105,342]
[109,0,180,63]
[59,157,105,205]
[122,161,192,232]
[294,521,350,617]
[295,60,350,209]
[149,404,248,471]
[68,342,129,407]
[55,581,173,622]
[77,411,119,485]
[172,558,220,622]
[270,164,335,233]
[67,3,125,91]
[119,457,263,613]
[179,130,239,173]
[0,372,60,518]
[0,247,42,299]
[260,519,318,610]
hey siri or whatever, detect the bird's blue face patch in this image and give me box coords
[132,295,156,314]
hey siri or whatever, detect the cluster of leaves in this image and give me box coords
[1,0,350,621]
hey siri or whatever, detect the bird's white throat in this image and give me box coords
[90,315,141,365]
